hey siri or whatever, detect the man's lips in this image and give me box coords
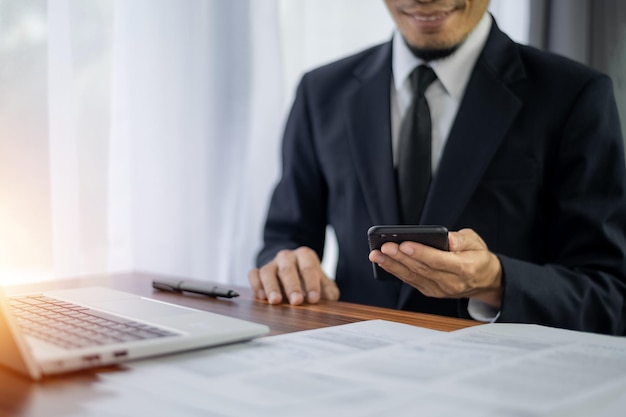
[405,10,455,22]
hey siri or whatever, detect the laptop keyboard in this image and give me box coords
[9,294,179,350]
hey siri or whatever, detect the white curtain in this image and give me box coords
[0,0,528,286]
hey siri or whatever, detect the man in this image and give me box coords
[249,0,626,335]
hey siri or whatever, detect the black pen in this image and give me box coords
[152,279,239,298]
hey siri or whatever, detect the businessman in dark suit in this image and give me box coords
[249,0,626,335]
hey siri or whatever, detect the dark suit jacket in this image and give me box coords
[258,19,626,335]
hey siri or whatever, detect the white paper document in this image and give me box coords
[69,320,626,417]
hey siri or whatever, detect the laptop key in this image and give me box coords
[9,294,179,350]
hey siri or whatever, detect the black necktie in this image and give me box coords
[398,65,437,224]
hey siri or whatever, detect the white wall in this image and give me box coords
[0,0,531,285]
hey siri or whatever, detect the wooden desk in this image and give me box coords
[0,272,480,417]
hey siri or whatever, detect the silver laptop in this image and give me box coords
[0,286,269,380]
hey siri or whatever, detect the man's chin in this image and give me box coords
[404,37,461,61]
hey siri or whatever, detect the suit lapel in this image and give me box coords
[421,24,525,228]
[398,22,527,310]
[420,67,522,227]
[345,43,400,225]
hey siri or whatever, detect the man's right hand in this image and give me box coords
[248,247,340,305]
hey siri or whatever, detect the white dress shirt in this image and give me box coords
[390,13,499,322]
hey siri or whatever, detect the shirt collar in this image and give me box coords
[392,13,492,100]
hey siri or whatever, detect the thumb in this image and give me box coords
[449,228,487,252]
[320,276,340,301]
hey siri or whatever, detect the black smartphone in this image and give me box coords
[367,225,449,280]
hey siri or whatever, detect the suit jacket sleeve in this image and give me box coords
[256,76,328,267]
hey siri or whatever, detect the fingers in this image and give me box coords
[257,259,285,304]
[273,249,306,304]
[295,247,324,303]
[248,247,333,305]
[248,268,266,300]
[372,242,450,297]
[373,241,446,277]
[371,229,502,303]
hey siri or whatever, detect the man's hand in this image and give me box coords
[248,247,340,305]
[369,228,503,308]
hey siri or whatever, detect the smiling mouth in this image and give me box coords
[409,10,454,22]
